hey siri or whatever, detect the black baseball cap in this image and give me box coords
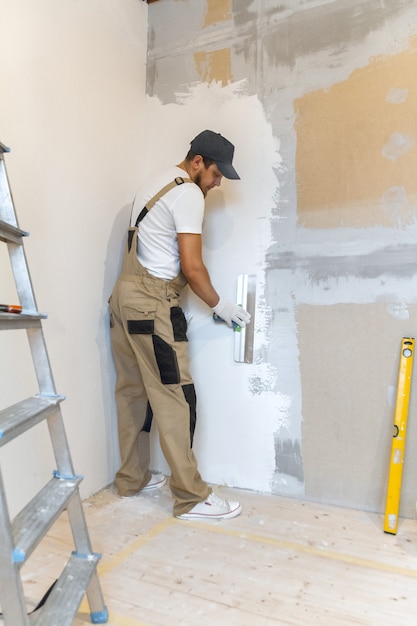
[190,130,240,180]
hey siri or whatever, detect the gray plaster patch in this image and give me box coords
[147,0,417,102]
[274,436,304,483]
[266,243,417,282]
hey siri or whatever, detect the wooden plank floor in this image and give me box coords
[3,482,417,625]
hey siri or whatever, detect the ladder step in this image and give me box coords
[0,395,64,447]
[0,218,28,244]
[31,552,101,626]
[12,475,83,565]
[0,311,47,330]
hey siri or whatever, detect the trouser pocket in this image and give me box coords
[124,299,156,335]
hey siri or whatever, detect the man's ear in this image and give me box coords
[192,154,205,170]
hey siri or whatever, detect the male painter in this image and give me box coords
[109,130,250,520]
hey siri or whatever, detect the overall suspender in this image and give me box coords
[127,177,192,253]
[134,177,192,226]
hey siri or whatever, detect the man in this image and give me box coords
[109,130,250,520]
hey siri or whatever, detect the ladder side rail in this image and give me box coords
[66,494,94,556]
[65,494,108,619]
[8,242,38,312]
[0,155,18,228]
[26,327,57,394]
[0,468,30,626]
[85,570,108,621]
[46,410,76,476]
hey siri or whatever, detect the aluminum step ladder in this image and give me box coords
[0,141,108,625]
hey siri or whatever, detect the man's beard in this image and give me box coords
[194,173,207,197]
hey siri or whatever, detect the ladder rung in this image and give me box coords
[0,395,64,446]
[12,475,83,564]
[0,218,28,243]
[31,552,101,626]
[0,312,47,330]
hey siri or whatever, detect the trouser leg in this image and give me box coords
[115,285,210,516]
[142,357,210,515]
[110,304,152,496]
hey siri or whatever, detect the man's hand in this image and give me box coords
[212,298,251,328]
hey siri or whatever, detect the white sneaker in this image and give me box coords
[118,473,166,498]
[176,492,242,520]
[142,473,166,492]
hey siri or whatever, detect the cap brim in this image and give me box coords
[216,161,240,180]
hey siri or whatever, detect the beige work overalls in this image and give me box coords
[109,178,210,516]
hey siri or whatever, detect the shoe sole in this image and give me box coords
[176,503,242,520]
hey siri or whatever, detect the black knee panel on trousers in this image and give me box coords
[141,402,153,433]
[182,383,196,446]
[152,335,180,384]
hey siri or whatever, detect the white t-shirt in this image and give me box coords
[131,166,204,280]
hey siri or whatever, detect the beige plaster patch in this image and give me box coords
[203,0,232,28]
[194,48,233,86]
[294,36,417,228]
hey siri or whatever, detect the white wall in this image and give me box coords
[142,87,282,494]
[0,0,148,516]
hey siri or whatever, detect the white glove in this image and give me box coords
[212,297,251,329]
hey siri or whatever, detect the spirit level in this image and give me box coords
[384,337,414,534]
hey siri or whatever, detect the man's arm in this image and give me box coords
[178,232,251,328]
[177,233,220,307]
